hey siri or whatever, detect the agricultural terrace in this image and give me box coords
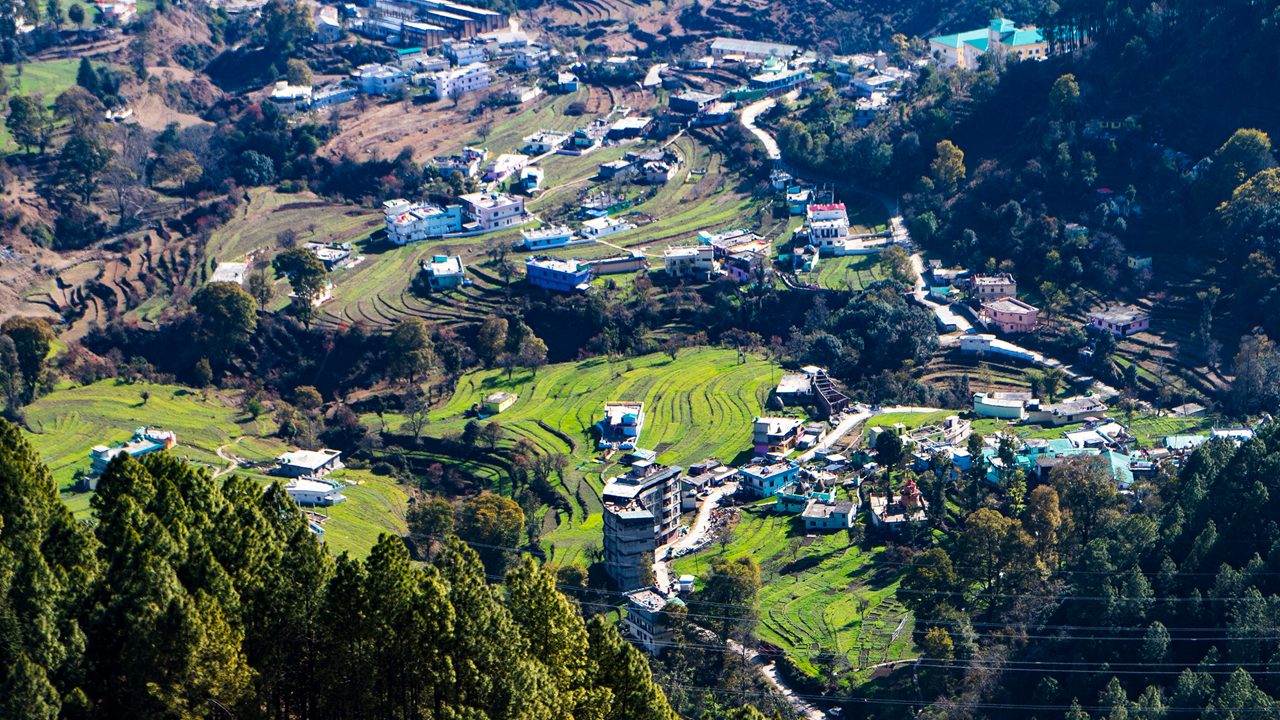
[529,135,775,254]
[806,254,889,292]
[21,380,405,556]
[379,348,789,565]
[1,59,103,152]
[671,502,918,681]
[866,408,1216,450]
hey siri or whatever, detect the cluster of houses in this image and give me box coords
[383,191,526,243]
[83,427,178,489]
[923,263,1152,341]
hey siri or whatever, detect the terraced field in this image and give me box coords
[21,380,404,557]
[380,348,786,563]
[22,381,281,514]
[671,503,917,680]
[806,254,888,291]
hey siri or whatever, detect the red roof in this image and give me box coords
[807,203,846,212]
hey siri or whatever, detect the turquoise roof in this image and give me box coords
[930,22,1044,49]
[1006,28,1045,46]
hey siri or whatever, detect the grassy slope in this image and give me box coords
[807,254,887,292]
[1,59,83,152]
[22,380,404,556]
[671,502,917,679]
[378,348,788,564]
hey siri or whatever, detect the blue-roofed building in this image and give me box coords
[930,17,1049,69]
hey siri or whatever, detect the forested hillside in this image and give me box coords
[0,421,677,719]
[901,425,1280,719]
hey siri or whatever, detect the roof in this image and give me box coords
[983,297,1039,314]
[526,257,589,273]
[1164,434,1208,451]
[459,191,521,209]
[611,117,653,131]
[710,37,799,56]
[424,255,464,276]
[754,416,804,434]
[277,448,341,470]
[1089,306,1148,324]
[209,262,247,284]
[286,478,342,495]
[626,589,670,612]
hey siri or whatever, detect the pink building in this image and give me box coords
[981,297,1040,333]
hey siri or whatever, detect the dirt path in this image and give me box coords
[213,437,246,479]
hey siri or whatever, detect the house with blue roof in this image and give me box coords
[930,17,1049,70]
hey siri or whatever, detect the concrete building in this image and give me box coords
[752,416,805,455]
[980,297,1040,333]
[88,427,177,478]
[525,257,591,292]
[603,463,682,589]
[483,391,518,414]
[482,152,528,182]
[351,63,407,95]
[973,391,1033,420]
[738,459,799,498]
[669,90,720,115]
[209,262,248,285]
[709,37,798,61]
[383,199,464,243]
[421,255,466,290]
[930,17,1051,70]
[971,273,1017,301]
[1088,306,1150,336]
[520,225,577,250]
[305,242,355,271]
[285,477,348,506]
[749,67,811,95]
[608,116,653,139]
[268,81,313,113]
[458,191,525,231]
[426,62,491,99]
[275,449,344,477]
[580,216,635,239]
[589,253,649,276]
[801,497,857,531]
[599,401,645,449]
[623,588,680,655]
[663,245,719,280]
[522,130,570,154]
[443,40,487,65]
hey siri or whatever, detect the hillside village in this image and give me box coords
[3,0,1280,716]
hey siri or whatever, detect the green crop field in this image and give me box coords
[21,380,404,557]
[807,254,888,292]
[203,189,382,274]
[377,347,791,564]
[671,502,918,681]
[1,59,91,152]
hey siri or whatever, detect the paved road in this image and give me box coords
[653,481,739,592]
[740,94,796,160]
[725,639,827,720]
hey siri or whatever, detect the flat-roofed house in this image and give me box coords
[275,448,344,477]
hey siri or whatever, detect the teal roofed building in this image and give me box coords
[930,17,1049,70]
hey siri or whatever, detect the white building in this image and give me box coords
[351,64,407,95]
[383,199,464,243]
[806,203,850,252]
[709,37,798,60]
[580,216,635,239]
[268,81,313,112]
[209,262,248,285]
[426,63,492,100]
[523,130,570,154]
[444,40,489,65]
[285,477,348,507]
[663,245,719,279]
[458,192,526,232]
[275,449,344,477]
[483,152,528,182]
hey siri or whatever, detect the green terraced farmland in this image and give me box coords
[22,380,404,557]
[671,504,918,682]
[807,254,888,292]
[394,348,788,564]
